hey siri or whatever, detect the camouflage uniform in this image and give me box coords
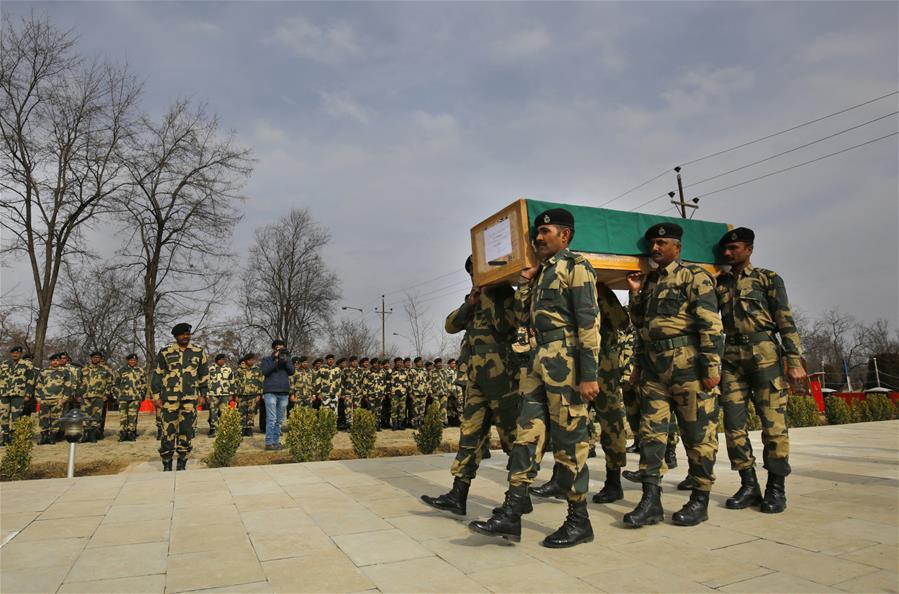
[292,367,313,408]
[388,364,408,427]
[116,365,147,435]
[342,365,364,426]
[446,362,463,424]
[717,264,800,477]
[233,363,263,432]
[35,365,77,439]
[360,364,377,411]
[408,364,430,427]
[81,362,116,437]
[430,365,452,426]
[630,259,723,491]
[151,343,209,463]
[318,365,342,412]
[207,363,233,433]
[508,249,599,503]
[0,357,36,442]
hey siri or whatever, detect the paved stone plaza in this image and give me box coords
[1,421,896,594]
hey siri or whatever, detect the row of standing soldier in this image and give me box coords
[422,209,804,548]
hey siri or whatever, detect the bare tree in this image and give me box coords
[196,318,266,363]
[0,14,140,360]
[326,318,377,358]
[117,99,251,363]
[56,260,141,360]
[403,292,433,357]
[241,209,341,352]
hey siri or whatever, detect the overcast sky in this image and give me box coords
[3,1,898,354]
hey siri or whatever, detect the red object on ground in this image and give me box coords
[808,374,825,412]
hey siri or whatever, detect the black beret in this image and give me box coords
[360,357,369,363]
[404,357,411,362]
[214,353,226,361]
[370,358,379,364]
[49,352,62,361]
[171,322,192,336]
[414,356,422,363]
[90,350,103,358]
[394,357,403,363]
[60,351,69,357]
[239,353,255,364]
[534,208,574,229]
[349,356,357,362]
[313,358,323,365]
[326,354,335,359]
[425,361,433,367]
[465,255,473,274]
[448,358,456,364]
[337,358,346,364]
[126,353,138,360]
[9,346,23,353]
[433,358,442,364]
[298,356,308,363]
[644,222,683,241]
[720,227,755,246]
[272,339,286,348]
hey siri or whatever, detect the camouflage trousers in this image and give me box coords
[158,399,197,461]
[320,395,338,412]
[0,396,25,437]
[450,354,519,483]
[207,396,231,431]
[410,393,428,426]
[38,398,65,434]
[639,344,719,492]
[118,399,140,432]
[237,396,257,430]
[390,390,407,425]
[623,382,680,449]
[722,341,791,476]
[508,341,590,503]
[431,394,449,425]
[448,386,463,422]
[84,397,105,431]
[586,361,627,469]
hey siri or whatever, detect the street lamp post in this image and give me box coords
[59,409,88,478]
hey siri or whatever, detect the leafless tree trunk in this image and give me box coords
[241,209,340,352]
[0,14,140,361]
[403,292,433,357]
[327,318,377,359]
[117,99,250,363]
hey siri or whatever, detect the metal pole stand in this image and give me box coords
[67,442,76,478]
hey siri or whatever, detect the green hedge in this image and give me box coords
[413,405,444,454]
[205,407,242,468]
[0,417,36,481]
[350,409,378,458]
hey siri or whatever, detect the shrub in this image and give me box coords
[0,416,36,481]
[413,404,444,454]
[786,395,821,428]
[853,394,895,423]
[205,407,242,468]
[824,396,853,425]
[285,407,318,462]
[350,409,378,458]
[312,408,338,461]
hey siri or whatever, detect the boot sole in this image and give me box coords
[760,505,786,514]
[622,514,663,528]
[420,496,466,516]
[542,534,594,548]
[672,514,708,526]
[725,499,762,510]
[592,495,624,504]
[468,523,521,543]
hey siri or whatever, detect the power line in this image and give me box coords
[681,90,898,167]
[598,169,669,208]
[694,132,898,199]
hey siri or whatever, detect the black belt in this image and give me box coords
[535,328,575,345]
[650,335,697,353]
[726,331,773,346]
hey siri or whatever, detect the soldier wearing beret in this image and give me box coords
[408,356,430,427]
[80,350,116,442]
[151,323,209,471]
[468,208,599,548]
[319,354,341,414]
[624,222,724,527]
[232,353,263,437]
[717,227,804,514]
[116,353,147,441]
[206,353,233,438]
[34,353,77,444]
[0,346,37,445]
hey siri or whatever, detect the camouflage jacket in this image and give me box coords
[516,248,601,381]
[290,368,312,399]
[116,366,147,400]
[0,358,37,399]
[232,364,263,397]
[35,366,78,402]
[81,362,117,399]
[342,367,364,397]
[597,282,630,357]
[207,364,234,398]
[430,367,454,396]
[317,366,342,400]
[408,367,430,397]
[630,260,724,378]
[387,367,408,395]
[445,285,517,354]
[151,343,209,401]
[618,329,636,383]
[716,264,803,367]
[370,368,388,397]
[360,368,377,395]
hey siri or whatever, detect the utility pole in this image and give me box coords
[375,294,393,358]
[670,167,699,219]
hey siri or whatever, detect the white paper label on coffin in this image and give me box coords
[483,216,513,265]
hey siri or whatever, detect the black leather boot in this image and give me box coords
[726,468,763,509]
[38,431,49,445]
[760,474,787,514]
[543,500,594,548]
[625,438,640,454]
[492,488,533,515]
[176,458,187,471]
[672,490,710,526]
[421,477,470,516]
[592,468,623,504]
[677,475,696,491]
[87,428,97,443]
[622,469,644,483]
[468,486,525,543]
[623,483,664,528]
[208,429,216,438]
[162,459,173,472]
[664,442,678,469]
[118,431,127,442]
[529,465,566,499]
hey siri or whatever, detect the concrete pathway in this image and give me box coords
[1,421,896,593]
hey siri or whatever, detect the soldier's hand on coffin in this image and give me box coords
[626,272,644,293]
[467,286,482,305]
[701,377,720,391]
[579,380,599,402]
